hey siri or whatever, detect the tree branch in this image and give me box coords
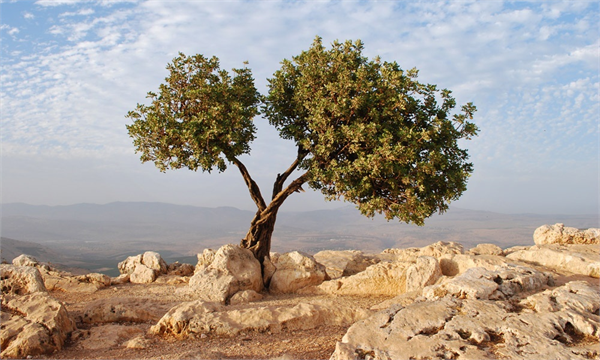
[230,157,267,211]
[255,171,309,226]
[272,146,308,199]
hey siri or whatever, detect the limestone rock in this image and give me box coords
[313,250,379,279]
[129,263,157,284]
[118,251,168,282]
[439,253,508,276]
[1,264,47,295]
[506,244,600,278]
[118,254,142,275]
[142,251,168,274]
[269,251,327,294]
[229,289,263,305]
[380,241,464,263]
[167,261,194,276]
[150,299,370,338]
[188,244,262,304]
[76,273,111,287]
[82,298,159,324]
[12,254,40,267]
[1,293,76,358]
[534,223,600,245]
[468,243,504,256]
[111,274,130,285]
[331,281,600,360]
[195,248,216,272]
[423,265,553,301]
[405,256,442,293]
[42,270,108,293]
[314,261,411,296]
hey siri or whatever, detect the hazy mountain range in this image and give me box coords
[1,202,597,276]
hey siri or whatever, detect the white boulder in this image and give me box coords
[1,264,47,295]
[12,254,40,267]
[129,263,157,284]
[534,223,600,245]
[1,293,76,358]
[188,244,262,304]
[405,256,443,293]
[142,251,168,274]
[314,262,411,296]
[269,251,327,294]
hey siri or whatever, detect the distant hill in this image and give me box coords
[1,237,65,264]
[2,202,597,275]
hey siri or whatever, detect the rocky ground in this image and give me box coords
[1,223,599,359]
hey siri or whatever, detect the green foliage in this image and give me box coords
[126,53,260,172]
[126,37,478,227]
[263,37,478,225]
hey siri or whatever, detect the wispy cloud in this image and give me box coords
[1,0,598,214]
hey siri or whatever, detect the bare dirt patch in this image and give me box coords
[42,282,390,360]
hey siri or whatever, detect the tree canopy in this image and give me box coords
[126,36,478,263]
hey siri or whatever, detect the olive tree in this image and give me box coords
[126,37,478,269]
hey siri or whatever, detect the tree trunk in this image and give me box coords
[240,208,279,270]
[232,152,308,277]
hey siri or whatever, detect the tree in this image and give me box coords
[126,37,478,272]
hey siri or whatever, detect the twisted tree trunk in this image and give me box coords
[231,154,307,272]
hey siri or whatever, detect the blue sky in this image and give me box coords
[1,0,598,216]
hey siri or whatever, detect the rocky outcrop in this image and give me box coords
[534,223,600,245]
[269,251,327,293]
[312,261,411,296]
[1,293,76,358]
[507,244,600,278]
[1,264,48,295]
[117,251,168,284]
[405,256,443,293]
[11,254,41,267]
[195,248,216,272]
[380,241,464,263]
[188,244,263,304]
[467,243,504,256]
[142,251,168,274]
[42,269,111,293]
[130,263,157,284]
[313,250,379,279]
[332,276,599,360]
[150,299,371,339]
[422,265,553,301]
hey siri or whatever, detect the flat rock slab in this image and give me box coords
[150,299,371,338]
[332,281,600,360]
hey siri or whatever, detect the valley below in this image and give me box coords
[1,202,597,276]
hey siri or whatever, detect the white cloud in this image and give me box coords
[59,8,95,17]
[1,0,598,214]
